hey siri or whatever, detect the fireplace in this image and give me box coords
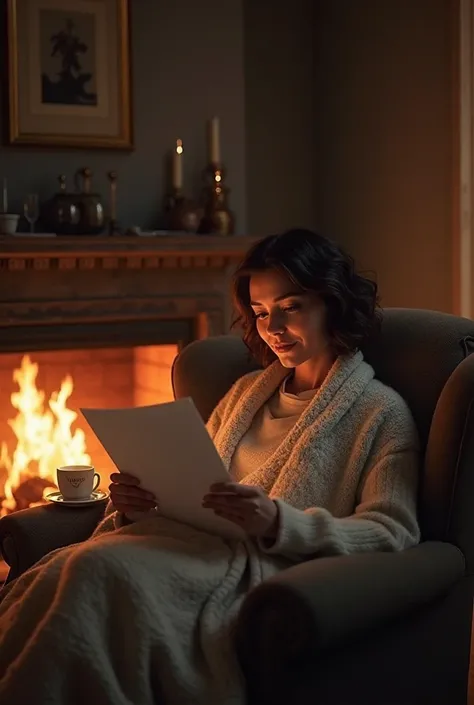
[0,234,255,515]
[0,344,179,514]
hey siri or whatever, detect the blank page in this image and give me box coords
[81,398,245,540]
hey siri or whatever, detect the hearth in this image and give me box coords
[0,234,255,515]
[0,344,179,515]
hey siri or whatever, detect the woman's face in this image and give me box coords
[249,269,330,368]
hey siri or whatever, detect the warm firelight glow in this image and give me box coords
[0,355,91,516]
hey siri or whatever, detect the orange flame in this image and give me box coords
[0,355,91,515]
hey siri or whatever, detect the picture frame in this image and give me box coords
[6,0,133,149]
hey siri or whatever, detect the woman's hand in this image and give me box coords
[109,473,157,515]
[202,482,279,538]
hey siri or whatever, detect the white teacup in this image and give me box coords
[56,465,100,501]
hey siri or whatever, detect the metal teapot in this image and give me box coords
[43,168,106,235]
[73,167,105,235]
[42,175,80,235]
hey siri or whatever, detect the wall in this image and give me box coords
[244,0,318,235]
[312,0,456,312]
[0,0,246,233]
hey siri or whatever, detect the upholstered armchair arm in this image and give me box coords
[0,503,107,583]
[235,541,464,679]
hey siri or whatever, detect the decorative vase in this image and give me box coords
[165,189,201,233]
[73,168,105,235]
[197,164,235,236]
[42,175,80,235]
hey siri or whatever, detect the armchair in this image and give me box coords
[1,308,474,705]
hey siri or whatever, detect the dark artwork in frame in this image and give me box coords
[40,10,98,107]
[6,0,132,150]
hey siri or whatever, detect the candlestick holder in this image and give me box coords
[165,187,201,233]
[107,171,120,235]
[197,163,235,236]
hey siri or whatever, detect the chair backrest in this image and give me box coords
[172,308,474,557]
[360,309,474,449]
[172,334,260,421]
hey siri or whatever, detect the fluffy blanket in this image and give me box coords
[0,515,284,704]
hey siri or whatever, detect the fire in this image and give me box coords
[0,355,91,516]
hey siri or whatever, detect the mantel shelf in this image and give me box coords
[0,234,258,259]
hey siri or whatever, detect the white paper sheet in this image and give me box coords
[80,398,245,540]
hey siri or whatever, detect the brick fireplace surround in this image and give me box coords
[0,234,256,504]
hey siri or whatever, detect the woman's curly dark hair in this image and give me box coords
[232,228,382,367]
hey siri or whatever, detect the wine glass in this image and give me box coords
[23,194,39,234]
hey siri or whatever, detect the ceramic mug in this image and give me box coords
[56,464,100,501]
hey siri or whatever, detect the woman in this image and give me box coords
[0,229,420,705]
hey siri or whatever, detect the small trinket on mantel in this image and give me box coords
[73,167,105,235]
[107,171,120,235]
[165,139,201,233]
[197,118,235,236]
[42,175,80,235]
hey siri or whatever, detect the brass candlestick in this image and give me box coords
[107,171,120,235]
[197,163,235,236]
[165,187,201,233]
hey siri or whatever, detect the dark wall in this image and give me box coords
[244,0,317,235]
[0,0,246,233]
[312,0,456,312]
[244,0,457,311]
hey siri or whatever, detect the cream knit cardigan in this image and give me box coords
[207,349,421,560]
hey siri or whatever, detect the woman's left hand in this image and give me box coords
[202,482,279,538]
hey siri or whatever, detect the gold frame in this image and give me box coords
[7,0,133,149]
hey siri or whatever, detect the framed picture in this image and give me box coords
[7,0,133,149]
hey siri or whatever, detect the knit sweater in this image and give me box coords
[230,378,316,481]
[207,350,420,561]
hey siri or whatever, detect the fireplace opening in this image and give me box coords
[0,344,179,516]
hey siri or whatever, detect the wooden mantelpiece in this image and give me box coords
[0,235,258,353]
[0,234,257,271]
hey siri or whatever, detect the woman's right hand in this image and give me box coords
[109,472,157,515]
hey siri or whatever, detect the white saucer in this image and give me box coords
[45,489,109,507]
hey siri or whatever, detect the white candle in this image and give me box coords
[172,139,183,190]
[2,178,7,214]
[208,117,220,164]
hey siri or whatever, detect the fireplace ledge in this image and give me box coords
[0,234,257,272]
[0,234,256,352]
